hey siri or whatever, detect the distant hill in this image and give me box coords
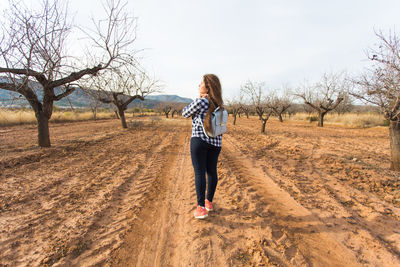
[0,79,192,109]
[145,95,192,103]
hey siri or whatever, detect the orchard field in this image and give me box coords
[1,116,399,266]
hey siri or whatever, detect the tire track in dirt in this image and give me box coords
[54,130,177,266]
[111,130,191,267]
[1,131,145,233]
[299,145,400,261]
[0,131,129,212]
[0,120,121,170]
[2,118,399,266]
[113,130,279,266]
[1,132,146,265]
[0,121,178,266]
[0,130,122,170]
[221,134,359,266]
[113,130,291,266]
[112,130,355,266]
[255,155,399,265]
[228,121,400,266]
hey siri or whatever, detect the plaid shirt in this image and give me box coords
[182,97,222,147]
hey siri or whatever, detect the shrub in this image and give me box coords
[308,116,318,122]
[383,119,390,127]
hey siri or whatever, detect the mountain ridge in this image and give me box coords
[0,85,193,109]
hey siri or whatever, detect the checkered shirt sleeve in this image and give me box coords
[182,98,222,147]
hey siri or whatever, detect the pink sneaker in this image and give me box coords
[194,206,208,219]
[205,199,213,211]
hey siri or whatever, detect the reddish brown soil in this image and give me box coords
[0,117,399,266]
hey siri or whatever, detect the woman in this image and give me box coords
[182,74,224,219]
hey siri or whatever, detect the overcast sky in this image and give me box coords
[3,0,400,99]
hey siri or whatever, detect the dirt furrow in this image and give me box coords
[42,133,173,266]
[233,129,400,264]
[227,120,400,266]
[114,130,354,266]
[0,131,129,212]
[2,118,400,266]
[110,129,187,266]
[1,123,171,266]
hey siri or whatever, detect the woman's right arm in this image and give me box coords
[182,98,207,118]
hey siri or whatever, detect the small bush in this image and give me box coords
[383,119,390,127]
[308,116,318,122]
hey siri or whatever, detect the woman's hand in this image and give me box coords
[200,93,209,98]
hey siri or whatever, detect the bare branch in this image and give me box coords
[50,64,103,88]
[78,0,137,69]
[53,86,75,101]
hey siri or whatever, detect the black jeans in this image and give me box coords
[190,137,222,207]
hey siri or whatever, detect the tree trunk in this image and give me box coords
[92,108,97,120]
[261,119,266,133]
[318,112,326,127]
[278,113,283,122]
[246,112,249,119]
[389,121,400,171]
[118,108,128,128]
[36,111,51,147]
[233,114,237,125]
[114,110,120,119]
[165,113,169,118]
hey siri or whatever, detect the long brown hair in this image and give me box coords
[203,74,223,135]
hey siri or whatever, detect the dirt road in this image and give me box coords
[1,117,399,266]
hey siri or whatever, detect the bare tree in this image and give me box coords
[351,30,400,170]
[83,89,108,120]
[0,0,136,147]
[241,80,273,133]
[240,103,251,119]
[171,102,186,118]
[295,73,347,127]
[89,97,102,121]
[286,104,297,119]
[268,87,293,122]
[155,102,172,118]
[85,63,161,128]
[225,97,242,125]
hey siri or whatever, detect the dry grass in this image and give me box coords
[290,112,387,128]
[50,111,114,122]
[0,109,115,126]
[1,109,387,129]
